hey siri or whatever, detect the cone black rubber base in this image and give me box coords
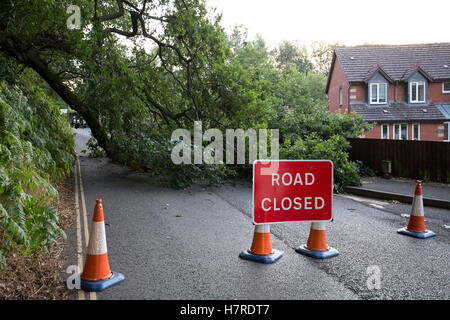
[81,271,125,292]
[295,245,339,259]
[239,249,283,264]
[397,227,436,239]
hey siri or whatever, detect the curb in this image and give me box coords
[343,186,450,210]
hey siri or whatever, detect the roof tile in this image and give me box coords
[335,43,450,82]
[351,103,446,122]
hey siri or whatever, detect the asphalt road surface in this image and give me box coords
[66,129,450,300]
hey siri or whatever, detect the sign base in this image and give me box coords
[239,249,283,264]
[397,227,435,239]
[295,245,339,259]
[81,271,125,292]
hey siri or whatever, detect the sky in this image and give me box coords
[207,0,450,49]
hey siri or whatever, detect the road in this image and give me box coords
[66,128,450,300]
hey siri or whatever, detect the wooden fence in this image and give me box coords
[347,138,450,183]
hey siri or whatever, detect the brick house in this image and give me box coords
[326,43,450,141]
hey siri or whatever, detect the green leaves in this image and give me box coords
[25,200,66,254]
[0,77,74,270]
[0,203,27,246]
[280,134,360,192]
[272,41,313,74]
[229,42,371,192]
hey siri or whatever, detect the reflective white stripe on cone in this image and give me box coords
[239,224,283,263]
[80,199,124,291]
[398,180,435,239]
[87,221,108,255]
[296,221,338,259]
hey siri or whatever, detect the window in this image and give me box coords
[412,123,420,140]
[381,124,389,139]
[370,83,387,104]
[444,122,450,141]
[394,123,408,140]
[339,87,343,106]
[409,82,426,103]
[443,82,450,93]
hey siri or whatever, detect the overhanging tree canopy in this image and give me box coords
[0,0,263,157]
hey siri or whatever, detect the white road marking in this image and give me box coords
[338,194,387,206]
[76,157,97,300]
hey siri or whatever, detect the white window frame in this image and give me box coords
[394,123,408,140]
[412,123,420,141]
[381,124,389,139]
[444,122,450,142]
[442,82,450,93]
[409,82,426,103]
[369,83,388,104]
[339,87,343,106]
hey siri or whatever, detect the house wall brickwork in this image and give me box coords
[429,82,450,103]
[328,58,349,113]
[327,59,450,142]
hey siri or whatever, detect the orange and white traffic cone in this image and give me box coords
[398,181,435,239]
[80,199,125,292]
[295,222,338,259]
[239,224,283,263]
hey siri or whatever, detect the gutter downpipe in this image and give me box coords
[394,81,398,102]
[348,82,352,114]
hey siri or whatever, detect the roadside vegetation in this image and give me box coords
[0,62,75,288]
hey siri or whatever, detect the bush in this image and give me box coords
[0,78,75,270]
[355,160,376,178]
[266,81,372,192]
[280,134,360,193]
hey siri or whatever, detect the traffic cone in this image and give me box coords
[295,222,339,259]
[80,199,125,292]
[397,181,435,239]
[239,224,283,263]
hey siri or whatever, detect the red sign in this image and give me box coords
[253,160,333,224]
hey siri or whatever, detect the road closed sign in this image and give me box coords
[253,160,333,224]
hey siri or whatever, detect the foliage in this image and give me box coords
[0,72,75,270]
[266,78,371,191]
[265,68,371,191]
[310,41,340,76]
[86,124,231,189]
[226,34,371,191]
[271,40,313,74]
[355,160,376,177]
[86,137,106,158]
[280,134,360,193]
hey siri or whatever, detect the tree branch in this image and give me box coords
[0,32,111,156]
[95,0,125,22]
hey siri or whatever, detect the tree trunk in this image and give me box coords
[0,34,112,157]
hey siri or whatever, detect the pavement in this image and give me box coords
[65,128,450,300]
[345,177,450,209]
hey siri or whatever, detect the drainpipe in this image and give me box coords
[347,82,352,114]
[394,81,398,102]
